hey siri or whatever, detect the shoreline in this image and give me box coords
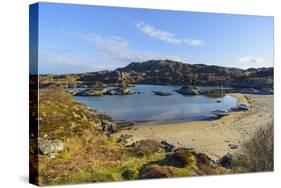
[113,93,273,160]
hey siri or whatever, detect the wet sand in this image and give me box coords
[113,94,273,160]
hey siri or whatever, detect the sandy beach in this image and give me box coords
[113,94,273,160]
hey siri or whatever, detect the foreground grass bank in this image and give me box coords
[30,87,273,185]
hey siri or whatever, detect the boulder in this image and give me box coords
[100,119,119,134]
[38,139,64,155]
[152,91,172,96]
[131,139,160,157]
[218,153,247,169]
[162,149,196,168]
[139,165,176,179]
[176,86,200,95]
[218,154,233,168]
[159,140,175,152]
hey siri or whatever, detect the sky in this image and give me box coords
[35,2,274,74]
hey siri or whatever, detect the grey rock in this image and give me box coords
[176,86,200,95]
[75,88,104,96]
[100,119,120,134]
[160,140,175,152]
[38,139,64,155]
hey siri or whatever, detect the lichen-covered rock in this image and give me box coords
[100,119,119,134]
[38,139,64,155]
[131,139,160,157]
[139,165,176,179]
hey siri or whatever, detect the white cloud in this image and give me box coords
[136,22,181,44]
[238,56,265,64]
[136,21,204,46]
[237,56,268,68]
[65,31,186,63]
[184,38,204,46]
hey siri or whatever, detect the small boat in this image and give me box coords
[212,109,230,116]
[238,103,249,110]
[212,84,231,117]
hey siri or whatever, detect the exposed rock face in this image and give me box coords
[38,139,64,155]
[100,119,120,134]
[139,165,176,179]
[39,59,273,90]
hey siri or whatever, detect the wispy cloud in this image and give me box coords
[238,56,265,64]
[65,31,186,63]
[237,56,268,68]
[136,22,181,44]
[136,21,204,46]
[183,38,204,46]
[39,49,119,72]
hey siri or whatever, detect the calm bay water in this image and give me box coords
[74,85,238,124]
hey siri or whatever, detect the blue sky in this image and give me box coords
[36,2,274,74]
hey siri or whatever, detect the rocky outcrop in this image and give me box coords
[74,88,105,96]
[38,139,64,156]
[176,86,200,95]
[104,87,131,95]
[100,119,120,134]
[40,59,273,91]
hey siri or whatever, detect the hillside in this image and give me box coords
[30,87,235,185]
[39,59,273,89]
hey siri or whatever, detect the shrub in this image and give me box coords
[242,121,274,172]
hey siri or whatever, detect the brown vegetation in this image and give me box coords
[242,121,274,172]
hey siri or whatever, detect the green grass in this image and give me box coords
[35,87,227,185]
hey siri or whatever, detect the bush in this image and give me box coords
[242,122,274,172]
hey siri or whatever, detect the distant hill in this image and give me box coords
[40,59,273,89]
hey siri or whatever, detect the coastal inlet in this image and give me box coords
[73,84,238,124]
